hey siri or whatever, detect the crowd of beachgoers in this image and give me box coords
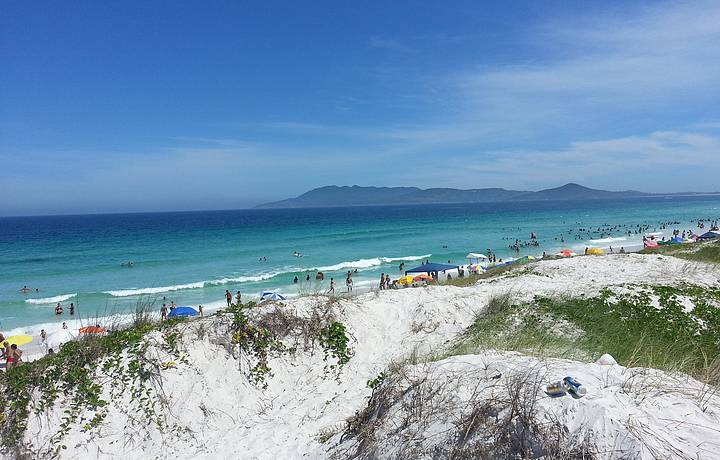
[4,216,719,370]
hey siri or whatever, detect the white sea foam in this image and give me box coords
[379,254,431,263]
[104,282,205,297]
[314,254,432,272]
[25,293,77,305]
[207,272,284,285]
[588,237,628,244]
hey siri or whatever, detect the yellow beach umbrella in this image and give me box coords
[587,248,605,255]
[0,335,33,348]
[398,275,415,285]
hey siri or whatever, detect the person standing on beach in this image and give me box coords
[1,341,9,362]
[379,273,385,290]
[161,304,168,321]
[6,344,22,369]
[346,273,353,292]
[198,305,204,317]
[225,290,232,307]
[328,278,335,294]
[236,290,242,305]
[40,329,48,350]
[62,322,67,329]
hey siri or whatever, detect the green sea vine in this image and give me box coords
[321,321,353,372]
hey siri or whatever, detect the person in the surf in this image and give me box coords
[19,285,30,293]
[293,276,298,284]
[55,303,63,315]
[69,303,75,315]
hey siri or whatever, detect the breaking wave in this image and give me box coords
[103,254,432,297]
[26,293,77,305]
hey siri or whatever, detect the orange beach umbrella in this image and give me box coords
[79,326,107,335]
[413,274,433,282]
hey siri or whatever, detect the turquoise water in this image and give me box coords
[1,196,719,333]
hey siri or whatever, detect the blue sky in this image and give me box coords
[1,0,720,215]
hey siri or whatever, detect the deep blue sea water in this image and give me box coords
[1,196,719,333]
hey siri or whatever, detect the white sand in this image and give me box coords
[20,253,720,459]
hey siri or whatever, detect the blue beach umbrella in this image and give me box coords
[698,231,720,240]
[167,306,199,318]
[261,291,286,301]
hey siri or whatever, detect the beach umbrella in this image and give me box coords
[45,329,76,349]
[644,240,659,249]
[465,252,488,260]
[261,291,286,301]
[79,326,107,335]
[698,231,720,240]
[398,275,415,285]
[556,249,577,257]
[167,306,199,317]
[0,335,33,348]
[412,274,433,282]
[587,248,605,255]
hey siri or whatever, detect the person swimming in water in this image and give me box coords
[19,285,30,293]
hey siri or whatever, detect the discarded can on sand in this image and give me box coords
[545,380,567,398]
[563,376,587,398]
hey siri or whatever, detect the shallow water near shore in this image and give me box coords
[1,195,719,333]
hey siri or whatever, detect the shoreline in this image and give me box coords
[6,240,681,363]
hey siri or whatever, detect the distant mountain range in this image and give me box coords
[256,183,715,209]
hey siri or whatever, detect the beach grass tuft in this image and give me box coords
[448,285,720,385]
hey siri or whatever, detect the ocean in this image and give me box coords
[1,196,719,334]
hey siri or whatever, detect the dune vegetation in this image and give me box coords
[449,286,720,385]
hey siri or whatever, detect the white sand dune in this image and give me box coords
[21,254,720,459]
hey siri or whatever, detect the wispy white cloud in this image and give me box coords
[453,1,720,129]
[442,130,720,191]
